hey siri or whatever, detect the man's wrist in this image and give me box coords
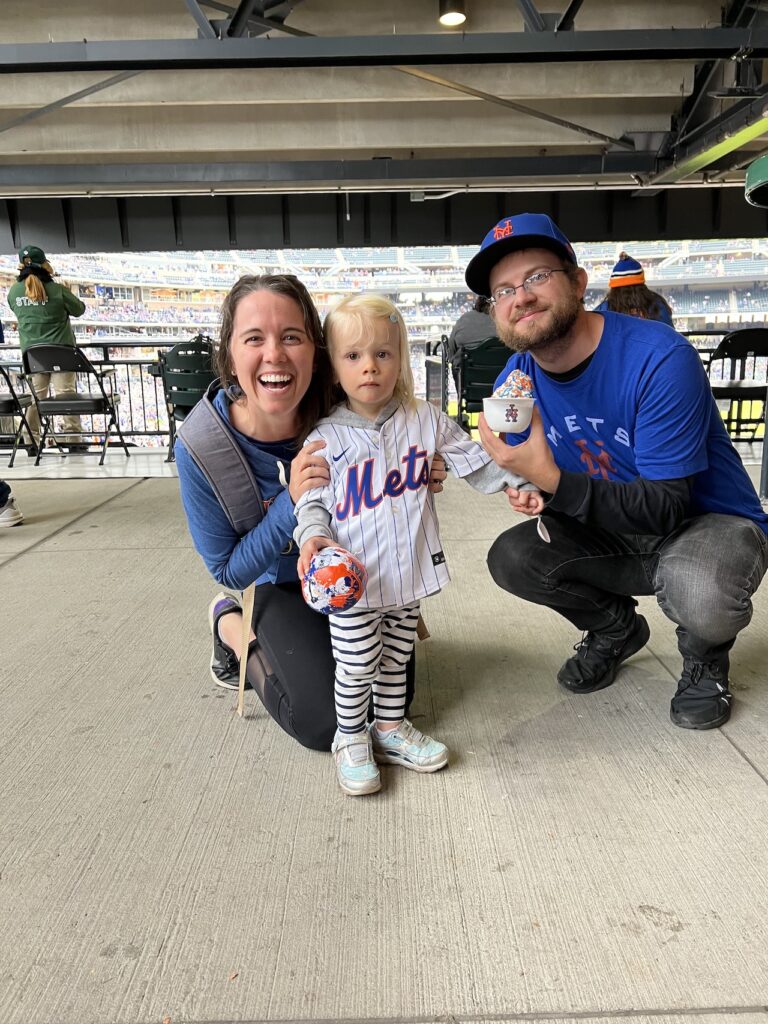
[539,466,561,495]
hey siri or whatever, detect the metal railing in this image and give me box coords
[0,338,183,446]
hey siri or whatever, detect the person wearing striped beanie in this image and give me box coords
[595,251,674,326]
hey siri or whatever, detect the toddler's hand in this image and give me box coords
[298,536,334,578]
[505,487,545,516]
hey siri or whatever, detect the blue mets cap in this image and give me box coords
[464,213,577,297]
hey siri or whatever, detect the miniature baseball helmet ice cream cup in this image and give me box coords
[301,545,368,615]
[484,369,535,433]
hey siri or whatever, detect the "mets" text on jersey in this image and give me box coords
[336,445,430,520]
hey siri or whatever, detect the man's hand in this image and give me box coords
[505,488,545,516]
[479,407,561,495]
[297,536,335,578]
[429,453,447,493]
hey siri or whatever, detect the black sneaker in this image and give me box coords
[557,614,650,694]
[207,592,250,690]
[670,658,732,730]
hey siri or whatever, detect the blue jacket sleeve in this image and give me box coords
[176,439,298,591]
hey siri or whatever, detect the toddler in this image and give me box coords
[295,294,543,795]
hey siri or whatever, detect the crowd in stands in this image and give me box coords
[2,238,768,447]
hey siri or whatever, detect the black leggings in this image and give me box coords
[246,582,416,751]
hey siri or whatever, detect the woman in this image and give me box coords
[6,245,87,453]
[176,274,444,751]
[594,252,674,327]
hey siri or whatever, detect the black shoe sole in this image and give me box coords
[557,615,651,694]
[669,704,731,730]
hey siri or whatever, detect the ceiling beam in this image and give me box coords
[394,67,634,149]
[0,70,141,136]
[0,29,767,73]
[0,153,659,196]
[227,0,260,37]
[516,0,546,33]
[556,0,585,33]
[184,0,219,39]
[670,0,760,147]
[641,89,768,186]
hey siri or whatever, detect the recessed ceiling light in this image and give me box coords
[438,1,466,27]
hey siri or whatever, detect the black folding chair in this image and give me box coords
[708,328,768,441]
[0,363,35,467]
[158,334,216,462]
[22,345,131,466]
[455,337,510,430]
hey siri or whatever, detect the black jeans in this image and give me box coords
[487,511,768,664]
[246,581,416,751]
[0,479,10,506]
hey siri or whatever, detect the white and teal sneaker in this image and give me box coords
[331,729,381,796]
[370,719,448,773]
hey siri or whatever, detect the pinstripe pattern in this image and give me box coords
[296,399,494,607]
[330,602,420,733]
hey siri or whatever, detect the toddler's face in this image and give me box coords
[331,317,401,421]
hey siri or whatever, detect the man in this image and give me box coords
[466,213,768,730]
[445,294,496,392]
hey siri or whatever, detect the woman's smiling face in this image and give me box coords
[229,289,316,437]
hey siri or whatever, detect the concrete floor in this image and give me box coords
[2,456,768,1024]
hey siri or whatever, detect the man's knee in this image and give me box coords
[487,521,539,595]
[656,515,767,643]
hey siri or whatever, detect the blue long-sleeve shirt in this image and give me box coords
[175,388,301,591]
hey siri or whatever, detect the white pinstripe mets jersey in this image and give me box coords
[294,399,529,609]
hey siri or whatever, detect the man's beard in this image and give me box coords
[496,291,581,357]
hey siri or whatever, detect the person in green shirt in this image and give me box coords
[7,245,87,453]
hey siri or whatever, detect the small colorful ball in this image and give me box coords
[301,545,368,615]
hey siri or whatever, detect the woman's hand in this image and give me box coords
[429,453,447,493]
[289,440,330,504]
[478,408,561,495]
[298,536,335,578]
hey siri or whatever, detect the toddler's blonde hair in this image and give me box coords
[324,293,415,407]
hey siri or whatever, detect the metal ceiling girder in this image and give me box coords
[556,0,584,33]
[184,0,219,38]
[395,66,633,150]
[516,0,546,32]
[194,10,634,151]
[227,0,260,37]
[0,70,141,135]
[644,89,768,186]
[672,0,762,146]
[0,153,658,193]
[1,29,768,73]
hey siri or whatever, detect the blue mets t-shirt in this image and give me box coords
[495,311,768,535]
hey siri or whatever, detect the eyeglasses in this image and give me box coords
[489,269,568,306]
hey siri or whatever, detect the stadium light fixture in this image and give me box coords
[438,1,466,27]
[745,153,768,207]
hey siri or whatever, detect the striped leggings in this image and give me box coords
[329,601,420,734]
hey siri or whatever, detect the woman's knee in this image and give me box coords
[291,707,336,751]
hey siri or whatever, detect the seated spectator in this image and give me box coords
[595,253,674,326]
[6,245,88,454]
[445,295,497,390]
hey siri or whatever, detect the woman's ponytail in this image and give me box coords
[19,258,54,303]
